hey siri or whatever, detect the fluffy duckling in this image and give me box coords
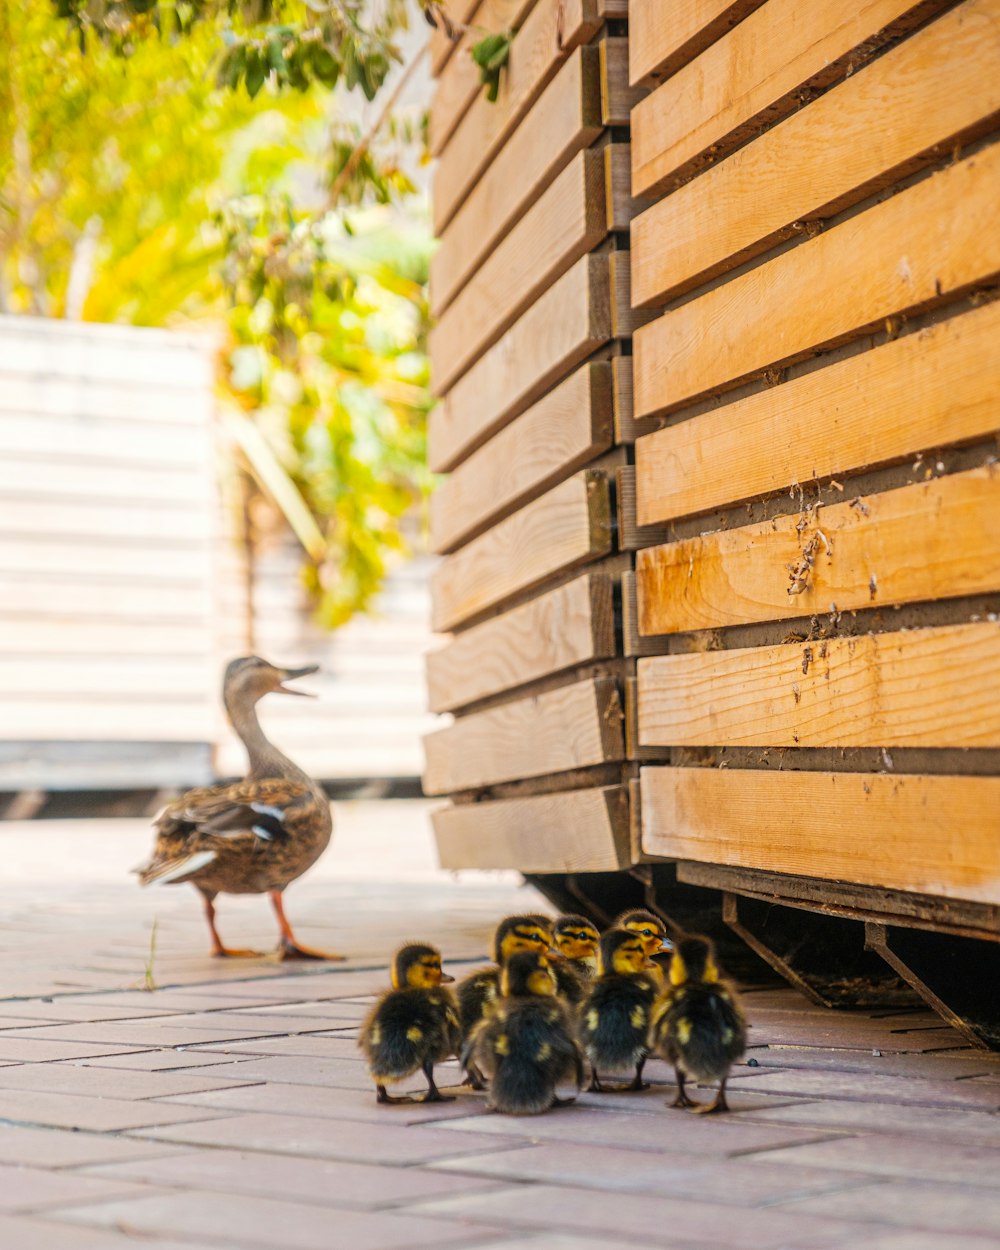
[360,943,460,1104]
[456,914,555,1039]
[617,909,671,985]
[465,951,584,1115]
[550,914,600,1005]
[651,934,747,1114]
[580,928,659,1092]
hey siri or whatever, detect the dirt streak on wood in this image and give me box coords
[640,766,1000,906]
[629,0,766,86]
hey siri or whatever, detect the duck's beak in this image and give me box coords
[439,972,456,983]
[278,664,319,696]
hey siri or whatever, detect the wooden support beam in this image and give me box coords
[636,466,1000,636]
[633,144,1000,419]
[433,785,632,871]
[638,622,1000,749]
[632,0,950,198]
[431,470,612,631]
[640,766,1000,907]
[633,0,1000,308]
[427,572,616,713]
[635,300,1000,526]
[423,675,625,793]
[615,465,673,552]
[628,0,765,87]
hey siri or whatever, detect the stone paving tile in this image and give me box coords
[0,1087,229,1132]
[52,1190,504,1250]
[834,1234,1000,1250]
[177,1054,395,1090]
[230,1001,373,1022]
[56,990,304,1012]
[428,1141,881,1206]
[1,1023,301,1047]
[74,1050,269,1072]
[755,1134,1000,1189]
[0,1037,152,1063]
[0,1015,74,1029]
[735,1049,1000,1081]
[742,1019,963,1054]
[779,1179,1000,1237]
[0,1162,158,1213]
[130,1110,535,1164]
[0,1124,189,1169]
[0,1002,181,1023]
[188,1034,365,1059]
[743,1099,1000,1147]
[82,1146,511,1210]
[0,1213,238,1250]
[725,1068,1000,1111]
[469,1237,651,1250]
[0,1062,264,1100]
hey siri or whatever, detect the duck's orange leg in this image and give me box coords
[201,892,262,958]
[270,890,346,961]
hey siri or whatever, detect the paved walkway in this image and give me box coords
[1,808,999,1249]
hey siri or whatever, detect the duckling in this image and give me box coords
[651,934,747,1114]
[617,908,671,985]
[134,656,339,960]
[465,950,585,1114]
[360,943,460,1104]
[456,913,555,1038]
[579,928,658,1092]
[551,914,600,1005]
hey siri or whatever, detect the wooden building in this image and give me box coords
[424,0,1000,1044]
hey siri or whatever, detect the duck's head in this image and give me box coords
[669,935,720,987]
[554,914,600,964]
[493,914,556,964]
[501,950,557,998]
[223,656,319,708]
[616,909,671,958]
[390,943,454,990]
[599,928,651,977]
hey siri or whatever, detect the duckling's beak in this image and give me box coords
[547,947,565,961]
[277,664,319,696]
[439,972,456,983]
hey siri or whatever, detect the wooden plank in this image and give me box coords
[429,0,539,155]
[430,47,603,317]
[5,578,212,620]
[0,321,214,388]
[0,457,210,505]
[0,658,214,700]
[433,785,632,870]
[426,571,615,713]
[0,539,210,583]
[0,375,211,425]
[430,363,613,554]
[432,0,603,232]
[0,498,209,542]
[0,700,213,742]
[635,301,1000,526]
[633,143,1000,419]
[599,37,645,126]
[621,570,667,658]
[629,0,765,86]
[631,0,948,197]
[431,469,612,631]
[429,0,481,75]
[636,466,1000,636]
[0,618,209,656]
[430,149,608,394]
[429,253,615,473]
[605,145,651,232]
[0,414,209,467]
[615,465,673,552]
[640,767,1000,906]
[637,622,1000,749]
[633,0,1000,308]
[423,675,624,793]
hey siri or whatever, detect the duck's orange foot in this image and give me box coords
[212,946,265,959]
[277,938,347,962]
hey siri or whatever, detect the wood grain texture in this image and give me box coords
[431,470,612,631]
[423,675,625,793]
[430,46,603,317]
[629,0,765,86]
[637,623,1000,749]
[615,465,673,552]
[635,300,1000,526]
[633,143,1000,419]
[430,149,608,394]
[429,0,482,75]
[636,466,1000,636]
[633,0,1000,308]
[640,767,1000,906]
[432,0,602,232]
[429,253,615,473]
[430,362,613,554]
[599,37,646,126]
[426,572,616,713]
[631,0,947,197]
[434,785,631,870]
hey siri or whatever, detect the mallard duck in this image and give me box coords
[134,656,338,960]
[651,934,747,1114]
[617,908,672,986]
[359,943,460,1104]
[580,928,658,1092]
[465,950,584,1114]
[551,914,600,1004]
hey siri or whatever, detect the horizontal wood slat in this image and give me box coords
[615,465,673,552]
[598,37,645,127]
[434,785,631,870]
[633,143,1000,419]
[429,253,619,473]
[636,466,1000,636]
[640,766,1000,906]
[631,0,948,197]
[629,0,765,86]
[633,0,1000,308]
[431,469,612,631]
[430,149,608,394]
[638,622,1000,749]
[6,578,212,620]
[1,499,209,542]
[635,300,1000,526]
[0,415,209,466]
[0,700,214,742]
[0,539,211,583]
[0,457,210,505]
[426,571,615,713]
[430,362,613,554]
[423,675,625,793]
[0,618,210,656]
[429,0,481,74]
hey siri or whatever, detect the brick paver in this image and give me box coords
[0,811,998,1249]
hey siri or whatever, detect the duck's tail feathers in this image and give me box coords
[133,850,218,886]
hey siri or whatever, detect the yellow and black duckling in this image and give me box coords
[134,656,339,960]
[360,943,460,1104]
[580,928,659,1092]
[456,913,555,1038]
[617,909,672,985]
[465,950,585,1115]
[551,914,601,1005]
[651,934,747,1114]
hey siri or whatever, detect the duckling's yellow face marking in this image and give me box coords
[612,939,649,977]
[499,924,555,960]
[704,957,720,984]
[669,952,689,986]
[398,954,445,990]
[624,919,668,957]
[555,926,600,962]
